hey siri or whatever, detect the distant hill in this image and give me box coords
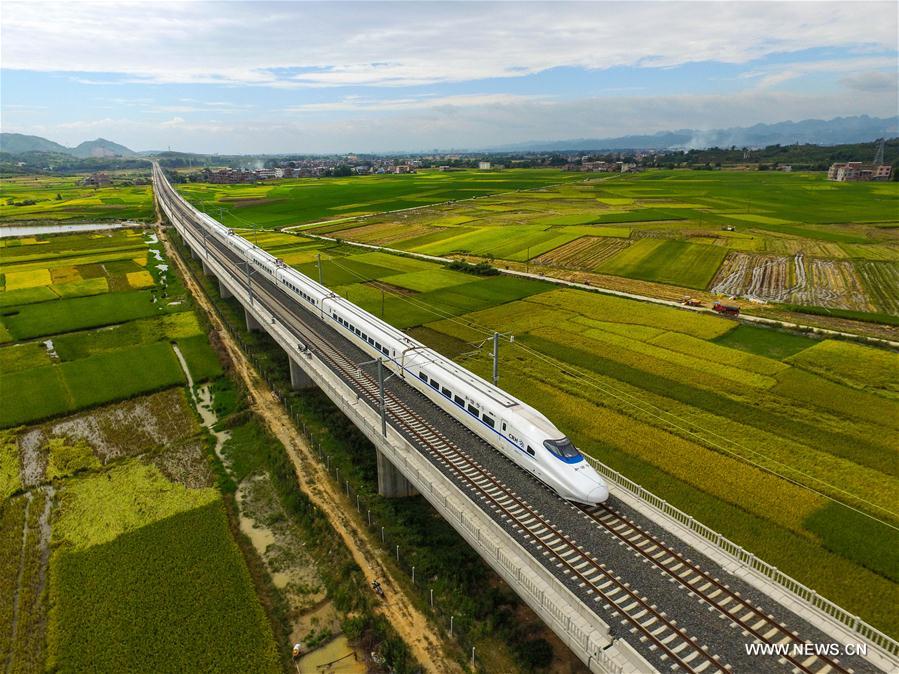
[489,115,899,152]
[70,138,136,158]
[0,133,71,155]
[0,133,136,157]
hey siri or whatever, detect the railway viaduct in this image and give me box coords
[153,164,897,674]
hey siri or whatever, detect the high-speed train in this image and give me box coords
[154,166,609,505]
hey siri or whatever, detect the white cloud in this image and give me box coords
[284,93,547,113]
[742,56,897,90]
[840,71,898,92]
[1,1,896,87]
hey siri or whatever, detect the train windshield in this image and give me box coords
[544,437,580,460]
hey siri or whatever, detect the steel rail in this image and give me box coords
[157,176,730,674]
[579,503,853,674]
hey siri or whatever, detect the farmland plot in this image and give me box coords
[711,252,871,310]
[534,236,632,269]
[790,256,869,310]
[334,220,442,245]
[857,261,899,315]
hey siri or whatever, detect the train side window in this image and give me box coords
[453,395,464,406]
[374,342,382,351]
[501,421,507,432]
[419,372,428,382]
[429,378,439,390]
[441,386,451,398]
[467,404,479,416]
[368,337,374,346]
[483,416,495,428]
[526,446,535,456]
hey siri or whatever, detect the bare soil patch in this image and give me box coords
[150,438,215,489]
[16,388,198,483]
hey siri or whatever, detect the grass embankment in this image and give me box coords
[218,411,418,672]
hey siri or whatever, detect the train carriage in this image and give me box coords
[154,165,608,504]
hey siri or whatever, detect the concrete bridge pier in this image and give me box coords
[376,449,418,498]
[190,246,200,260]
[201,259,214,276]
[218,279,233,299]
[289,357,316,390]
[245,307,263,333]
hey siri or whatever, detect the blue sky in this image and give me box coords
[1,1,897,153]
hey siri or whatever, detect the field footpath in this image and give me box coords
[157,224,462,674]
[300,233,899,350]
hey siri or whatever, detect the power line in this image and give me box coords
[504,339,899,529]
[323,251,898,529]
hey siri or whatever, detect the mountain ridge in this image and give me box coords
[0,133,136,157]
[1,114,897,157]
[484,115,899,152]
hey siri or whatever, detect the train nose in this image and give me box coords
[587,483,609,504]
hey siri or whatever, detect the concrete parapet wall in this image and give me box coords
[583,455,899,672]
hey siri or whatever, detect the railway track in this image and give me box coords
[579,503,853,674]
[156,171,870,674]
[159,180,731,674]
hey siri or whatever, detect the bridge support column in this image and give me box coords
[201,259,214,276]
[376,449,418,498]
[218,279,233,299]
[289,357,315,390]
[245,308,263,333]
[190,246,200,260]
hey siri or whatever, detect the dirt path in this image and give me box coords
[157,223,461,674]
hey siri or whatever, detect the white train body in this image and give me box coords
[156,168,609,504]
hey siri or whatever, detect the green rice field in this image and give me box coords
[202,169,898,317]
[1,214,273,671]
[47,463,279,673]
[241,230,899,637]
[0,173,155,222]
[0,228,221,426]
[175,168,582,229]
